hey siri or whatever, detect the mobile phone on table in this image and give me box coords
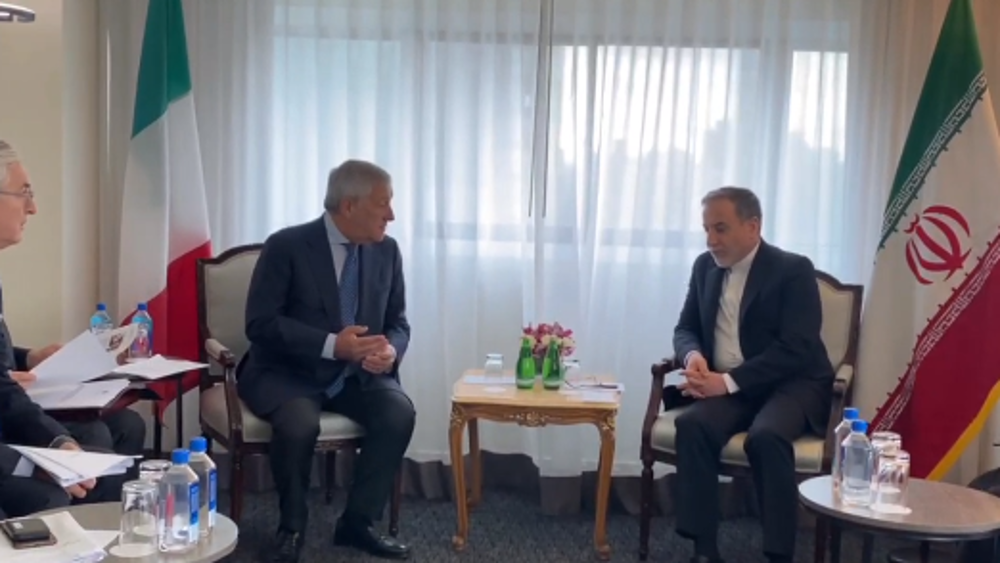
[0,517,56,549]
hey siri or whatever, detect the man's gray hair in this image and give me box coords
[0,140,19,190]
[702,186,762,222]
[324,159,392,212]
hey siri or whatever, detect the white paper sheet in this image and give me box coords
[26,380,130,411]
[110,354,208,380]
[11,446,135,488]
[30,332,119,386]
[0,512,107,563]
[463,374,515,385]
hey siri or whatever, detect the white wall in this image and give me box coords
[0,0,99,345]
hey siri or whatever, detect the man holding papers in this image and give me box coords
[0,141,128,517]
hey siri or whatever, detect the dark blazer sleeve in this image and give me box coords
[672,256,704,366]
[729,256,823,394]
[0,442,21,479]
[384,241,410,370]
[0,370,71,447]
[13,346,28,371]
[245,232,330,359]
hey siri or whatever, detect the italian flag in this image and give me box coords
[118,0,211,415]
[856,0,1000,480]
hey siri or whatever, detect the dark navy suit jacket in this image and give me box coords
[237,217,410,417]
[672,241,834,432]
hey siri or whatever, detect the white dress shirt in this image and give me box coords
[713,243,760,393]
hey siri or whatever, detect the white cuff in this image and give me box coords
[722,373,740,394]
[13,456,34,477]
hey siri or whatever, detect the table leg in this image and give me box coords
[449,404,470,551]
[830,522,842,563]
[175,376,184,448]
[468,418,482,509]
[861,534,874,563]
[593,414,615,561]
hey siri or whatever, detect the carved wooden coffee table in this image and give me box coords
[449,369,621,560]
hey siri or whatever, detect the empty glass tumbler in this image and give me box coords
[484,353,504,376]
[113,480,159,558]
[871,450,911,514]
[139,459,172,483]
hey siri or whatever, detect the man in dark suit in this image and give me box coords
[239,159,414,562]
[668,187,833,563]
[0,140,125,517]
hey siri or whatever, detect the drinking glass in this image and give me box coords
[561,358,581,381]
[484,353,504,377]
[112,480,158,557]
[870,431,902,456]
[872,450,911,514]
[139,459,171,483]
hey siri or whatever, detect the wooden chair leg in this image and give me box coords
[639,455,653,561]
[230,451,245,524]
[325,451,337,505]
[388,469,402,537]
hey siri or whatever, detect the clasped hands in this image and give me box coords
[335,325,395,374]
[678,352,729,399]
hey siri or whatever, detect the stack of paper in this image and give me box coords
[11,446,134,488]
[0,511,111,563]
[110,354,208,380]
[26,380,130,411]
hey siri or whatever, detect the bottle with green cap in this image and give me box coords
[831,406,860,496]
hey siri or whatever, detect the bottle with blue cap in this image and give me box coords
[831,406,860,495]
[158,448,200,553]
[129,302,154,361]
[840,419,875,506]
[189,436,217,538]
[89,303,114,335]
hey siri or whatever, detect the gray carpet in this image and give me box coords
[219,489,934,562]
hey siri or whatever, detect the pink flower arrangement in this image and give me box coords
[521,322,576,360]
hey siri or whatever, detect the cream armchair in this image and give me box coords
[638,270,862,562]
[196,244,402,534]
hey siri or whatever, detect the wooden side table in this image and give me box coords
[799,475,1000,563]
[449,369,621,560]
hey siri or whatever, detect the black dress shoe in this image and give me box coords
[334,517,410,560]
[268,529,305,563]
[690,556,725,563]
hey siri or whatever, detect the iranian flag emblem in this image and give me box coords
[855,0,1000,479]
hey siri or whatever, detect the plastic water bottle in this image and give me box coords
[157,449,200,553]
[840,420,875,507]
[89,303,114,335]
[831,406,860,495]
[130,303,154,360]
[188,437,217,538]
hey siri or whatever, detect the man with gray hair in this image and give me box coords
[240,159,413,562]
[0,140,145,517]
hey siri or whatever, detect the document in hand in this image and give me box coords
[10,446,135,488]
[0,511,109,563]
[30,331,119,386]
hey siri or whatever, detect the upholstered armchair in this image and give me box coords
[195,244,402,534]
[638,270,862,561]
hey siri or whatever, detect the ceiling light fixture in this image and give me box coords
[0,3,35,23]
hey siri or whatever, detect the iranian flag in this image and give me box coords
[856,0,1000,480]
[118,0,211,415]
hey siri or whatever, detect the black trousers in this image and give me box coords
[65,407,148,482]
[265,375,415,534]
[671,389,808,558]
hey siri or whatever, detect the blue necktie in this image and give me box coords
[326,243,359,398]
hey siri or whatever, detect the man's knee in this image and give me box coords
[68,420,114,451]
[675,408,720,445]
[743,425,792,458]
[369,390,416,442]
[106,409,147,455]
[269,398,322,446]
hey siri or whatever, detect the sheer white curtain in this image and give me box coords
[97,0,1000,483]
